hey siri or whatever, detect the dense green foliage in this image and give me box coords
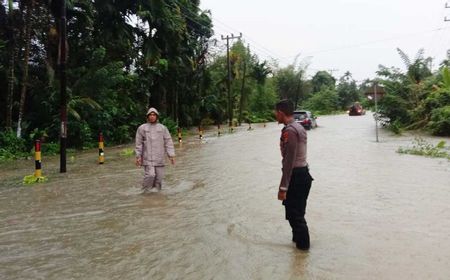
[274,65,363,115]
[0,129,27,160]
[0,0,276,160]
[376,49,450,136]
[303,87,340,115]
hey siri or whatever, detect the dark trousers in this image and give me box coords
[283,166,313,249]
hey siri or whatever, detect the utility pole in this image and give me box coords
[58,0,67,173]
[221,33,242,128]
[374,83,379,143]
[365,82,385,143]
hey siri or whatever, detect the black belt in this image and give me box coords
[293,165,309,172]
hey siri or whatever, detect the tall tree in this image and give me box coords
[337,71,359,109]
[4,0,16,129]
[311,70,336,93]
[275,63,308,108]
[16,0,34,137]
[396,48,433,107]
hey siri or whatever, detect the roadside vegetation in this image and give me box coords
[376,49,450,136]
[397,137,450,160]
[1,2,448,161]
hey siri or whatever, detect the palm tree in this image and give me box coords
[396,48,432,84]
[396,48,433,108]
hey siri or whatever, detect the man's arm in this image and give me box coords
[135,127,143,166]
[164,127,175,164]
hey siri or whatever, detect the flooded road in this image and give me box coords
[1,114,449,280]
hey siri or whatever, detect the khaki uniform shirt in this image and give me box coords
[135,122,175,166]
[279,119,308,191]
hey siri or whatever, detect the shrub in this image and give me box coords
[397,137,449,159]
[303,88,340,115]
[427,105,450,136]
[160,116,178,135]
[388,120,403,135]
[40,142,60,155]
[110,124,133,144]
[68,120,93,148]
[378,94,411,126]
[0,129,28,160]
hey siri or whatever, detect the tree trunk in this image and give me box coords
[16,0,33,138]
[45,8,55,87]
[5,0,15,129]
[6,42,15,129]
[294,81,301,110]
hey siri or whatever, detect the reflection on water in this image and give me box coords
[1,114,449,279]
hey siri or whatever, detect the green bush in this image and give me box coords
[427,105,450,136]
[388,120,403,135]
[303,88,340,115]
[110,124,133,144]
[0,129,28,160]
[423,90,450,115]
[248,110,275,123]
[378,94,411,126]
[41,142,60,156]
[160,116,178,135]
[248,115,265,123]
[261,110,276,121]
[68,120,93,148]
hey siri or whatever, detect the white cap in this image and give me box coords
[146,107,159,116]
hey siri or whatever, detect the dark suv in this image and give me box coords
[294,110,317,130]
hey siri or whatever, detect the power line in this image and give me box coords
[423,2,447,59]
[282,26,450,59]
[209,21,286,63]
[445,2,450,21]
[165,1,306,65]
[169,1,280,63]
[170,4,291,63]
[208,13,450,66]
[212,17,286,60]
[157,1,386,77]
[159,0,450,76]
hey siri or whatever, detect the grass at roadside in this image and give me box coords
[397,137,450,160]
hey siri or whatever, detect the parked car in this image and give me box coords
[294,110,317,130]
[348,102,365,116]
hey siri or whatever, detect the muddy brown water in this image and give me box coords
[1,114,449,279]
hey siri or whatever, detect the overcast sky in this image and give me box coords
[199,0,450,82]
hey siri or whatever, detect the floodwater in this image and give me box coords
[0,114,449,280]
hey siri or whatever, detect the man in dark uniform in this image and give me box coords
[275,99,314,250]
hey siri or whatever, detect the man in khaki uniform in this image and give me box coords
[135,108,175,192]
[275,99,314,250]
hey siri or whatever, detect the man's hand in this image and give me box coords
[278,190,287,201]
[169,157,175,165]
[135,157,142,167]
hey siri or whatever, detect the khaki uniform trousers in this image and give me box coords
[142,165,166,192]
